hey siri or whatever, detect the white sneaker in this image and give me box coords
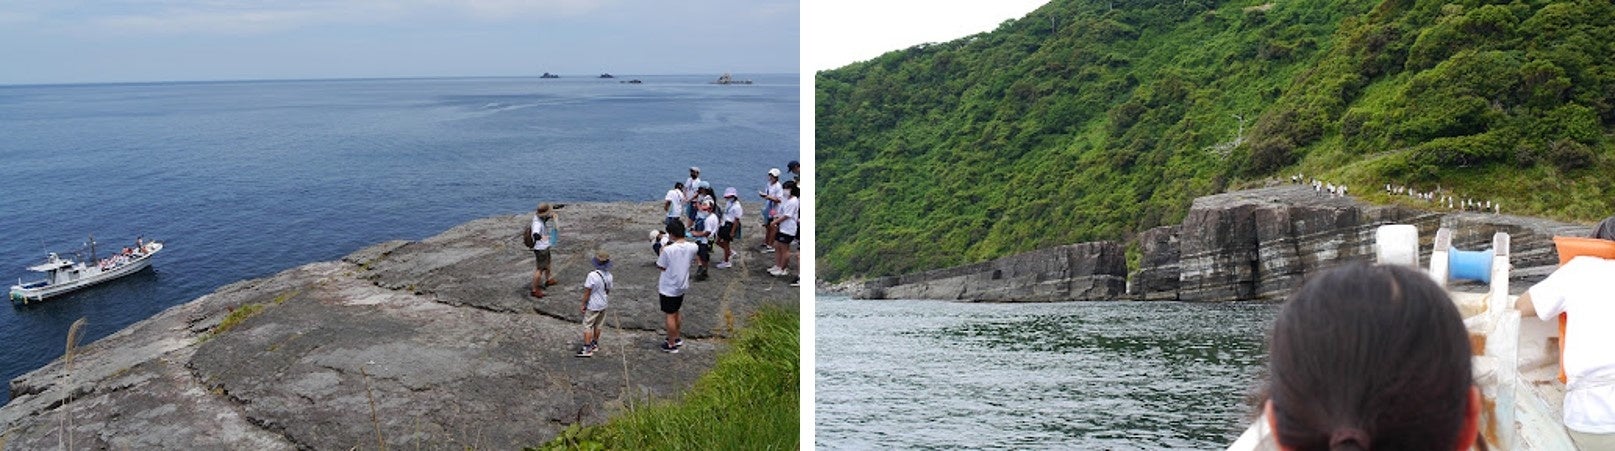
[774,269,790,278]
[716,261,732,269]
[767,266,782,275]
[729,249,739,259]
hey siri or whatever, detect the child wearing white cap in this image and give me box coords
[759,168,783,253]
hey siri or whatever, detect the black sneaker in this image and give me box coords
[576,345,594,358]
[660,341,680,353]
[674,338,685,348]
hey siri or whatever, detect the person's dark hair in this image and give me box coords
[1594,215,1615,241]
[1267,263,1475,451]
[783,180,796,190]
[674,181,684,190]
[788,185,800,197]
[665,220,686,237]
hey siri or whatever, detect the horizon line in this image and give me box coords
[0,72,803,89]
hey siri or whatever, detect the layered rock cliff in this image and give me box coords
[853,242,1126,302]
[1134,185,1584,302]
[839,185,1586,303]
[0,202,797,449]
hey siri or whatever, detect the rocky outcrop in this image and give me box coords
[855,242,1126,302]
[0,202,797,449]
[843,185,1591,304]
[1134,185,1586,302]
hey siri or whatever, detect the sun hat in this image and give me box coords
[592,250,612,271]
[536,203,554,218]
[723,187,738,198]
[768,168,780,177]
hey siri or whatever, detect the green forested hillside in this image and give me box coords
[817,0,1615,281]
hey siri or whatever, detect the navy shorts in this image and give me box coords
[659,294,684,313]
[774,233,796,245]
[718,222,737,241]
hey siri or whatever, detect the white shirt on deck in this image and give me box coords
[656,241,697,297]
[1529,256,1615,433]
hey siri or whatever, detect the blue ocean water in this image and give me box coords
[0,75,799,404]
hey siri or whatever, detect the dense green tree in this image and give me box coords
[818,0,1615,281]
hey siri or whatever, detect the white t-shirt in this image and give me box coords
[656,241,698,297]
[764,181,783,217]
[664,189,685,218]
[1529,256,1615,433]
[777,196,800,236]
[583,270,612,311]
[530,215,550,251]
[685,177,702,202]
[699,213,720,243]
[724,200,743,224]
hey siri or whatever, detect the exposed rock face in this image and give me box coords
[857,242,1126,302]
[1137,185,1586,302]
[844,185,1591,304]
[0,202,797,449]
[1130,225,1181,301]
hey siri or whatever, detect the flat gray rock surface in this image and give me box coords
[0,202,798,450]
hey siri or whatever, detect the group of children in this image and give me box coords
[531,162,801,358]
[657,164,802,282]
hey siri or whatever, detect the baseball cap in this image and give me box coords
[768,168,781,177]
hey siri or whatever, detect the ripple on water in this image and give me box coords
[817,296,1280,449]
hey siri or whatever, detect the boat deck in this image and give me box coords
[1228,291,1574,450]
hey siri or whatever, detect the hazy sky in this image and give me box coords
[0,0,799,85]
[805,0,1050,71]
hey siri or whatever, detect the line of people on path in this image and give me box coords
[1288,172,1504,214]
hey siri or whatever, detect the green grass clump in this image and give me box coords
[535,306,799,451]
[202,303,266,342]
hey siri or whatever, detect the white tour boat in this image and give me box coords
[10,237,163,305]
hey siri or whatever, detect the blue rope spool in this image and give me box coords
[1448,248,1494,284]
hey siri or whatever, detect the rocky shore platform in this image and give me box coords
[832,185,1586,302]
[0,202,798,449]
